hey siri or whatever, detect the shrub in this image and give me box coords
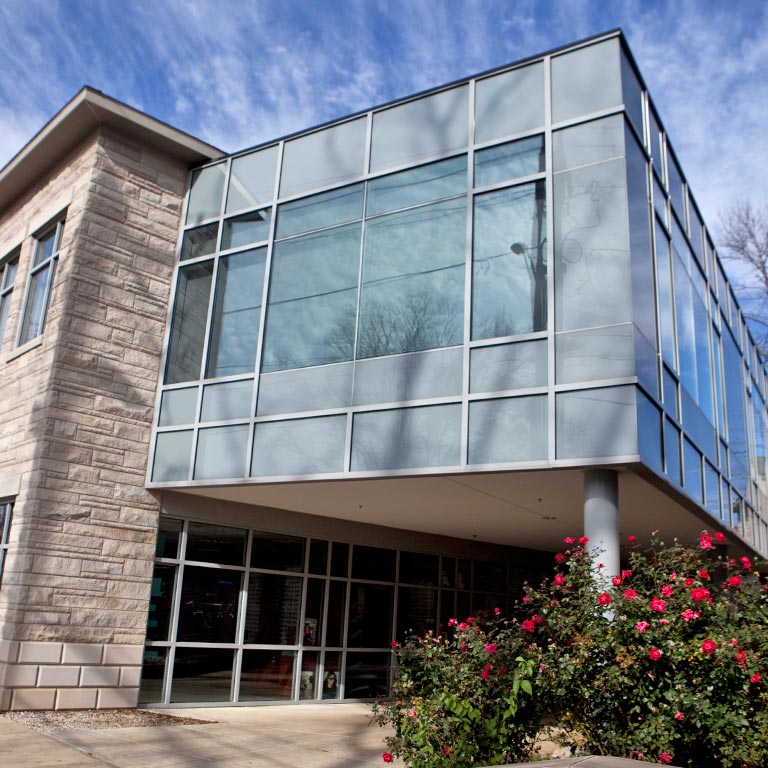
[372,614,540,767]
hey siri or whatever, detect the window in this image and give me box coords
[0,501,13,586]
[18,219,65,345]
[0,252,19,345]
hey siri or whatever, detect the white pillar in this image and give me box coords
[584,469,620,586]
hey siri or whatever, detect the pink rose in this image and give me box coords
[563,536,575,544]
[624,588,638,600]
[674,711,684,721]
[485,643,497,654]
[650,597,666,613]
[635,621,650,633]
[659,753,673,764]
[681,609,700,622]
[661,585,674,597]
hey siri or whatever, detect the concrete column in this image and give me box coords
[584,469,620,585]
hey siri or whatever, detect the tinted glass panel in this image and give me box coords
[251,531,305,572]
[240,650,294,701]
[194,425,249,480]
[222,209,271,250]
[323,652,341,698]
[370,86,468,172]
[470,341,546,393]
[367,156,466,217]
[186,164,226,225]
[226,146,278,212]
[177,567,240,643]
[667,152,685,221]
[262,224,361,371]
[19,266,52,344]
[200,379,253,422]
[399,552,438,586]
[551,39,621,123]
[556,325,634,384]
[171,648,232,703]
[155,518,182,559]
[621,52,644,139]
[303,579,325,646]
[326,580,346,646]
[475,62,544,143]
[358,198,465,357]
[308,540,328,575]
[280,118,366,197]
[347,583,394,647]
[244,573,302,644]
[665,419,682,485]
[152,430,193,482]
[276,184,363,238]
[206,248,266,378]
[473,182,546,339]
[165,261,214,384]
[351,404,461,471]
[397,586,437,640]
[251,415,347,476]
[468,396,547,464]
[159,387,198,427]
[300,652,319,700]
[344,653,390,698]
[146,564,175,641]
[257,363,352,415]
[553,115,624,172]
[683,438,703,502]
[181,223,218,261]
[352,546,396,581]
[556,386,637,459]
[186,522,246,566]
[475,135,544,187]
[139,648,166,704]
[330,543,349,578]
[637,390,663,473]
[656,224,676,368]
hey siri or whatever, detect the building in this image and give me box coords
[0,30,765,710]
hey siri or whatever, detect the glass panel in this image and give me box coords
[552,115,624,172]
[155,517,182,559]
[475,62,544,143]
[723,331,748,496]
[551,39,621,123]
[19,265,52,344]
[206,248,266,379]
[240,651,295,703]
[351,404,461,471]
[554,158,631,331]
[468,395,547,464]
[308,541,328,575]
[688,205,704,266]
[397,586,437,640]
[322,652,341,698]
[653,175,668,228]
[637,391,663,473]
[326,580,346,646]
[475,135,544,187]
[475,561,506,591]
[201,379,253,422]
[648,107,663,179]
[177,567,241,643]
[470,340,547,393]
[186,163,226,225]
[34,229,57,265]
[472,181,546,339]
[556,385,637,459]
[300,652,319,700]
[152,430,193,482]
[634,327,659,398]
[352,546,396,582]
[370,86,468,172]
[171,648,232,703]
[440,557,456,588]
[222,209,271,250]
[139,648,166,704]
[251,531,305,572]
[244,573,303,644]
[352,347,462,406]
[194,425,249,480]
[226,146,278,212]
[331,543,349,578]
[347,583,394,647]
[181,223,218,261]
[556,325,634,384]
[165,261,214,384]
[358,199,465,357]
[656,223,676,368]
[276,184,363,239]
[262,224,361,371]
[159,387,198,427]
[399,552,438,586]
[458,560,471,589]
[667,151,685,221]
[146,564,175,641]
[665,419,682,485]
[367,156,466,217]
[683,438,703,502]
[303,579,325,647]
[344,652,390,698]
[251,415,346,477]
[257,363,352,416]
[620,51,644,140]
[186,522,246,566]
[0,257,17,290]
[280,118,366,197]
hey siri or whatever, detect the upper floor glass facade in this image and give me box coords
[149,32,768,555]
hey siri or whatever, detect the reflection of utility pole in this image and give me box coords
[510,183,547,332]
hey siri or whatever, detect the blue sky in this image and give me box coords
[0,0,766,243]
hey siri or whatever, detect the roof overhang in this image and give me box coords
[0,86,224,215]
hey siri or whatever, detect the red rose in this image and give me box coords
[532,614,544,625]
[650,597,666,613]
[751,673,761,684]
[728,575,742,588]
[443,748,452,756]
[699,569,710,580]
[485,643,498,654]
[701,639,717,654]
[522,619,535,632]
[734,649,747,668]
[598,593,611,607]
[383,754,394,763]
[624,588,638,599]
[480,663,492,680]
[578,536,589,545]
[626,535,636,542]
[659,753,673,764]
[649,647,662,661]
[684,578,694,586]
[740,556,752,570]
[674,711,684,721]
[715,531,726,543]
[493,607,500,615]
[553,574,566,587]
[563,536,575,544]
[554,553,566,564]
[690,587,712,603]
[661,585,674,597]
[612,576,623,587]
[700,532,713,550]
[621,569,632,579]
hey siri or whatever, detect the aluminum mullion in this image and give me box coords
[461,79,475,467]
[544,55,556,464]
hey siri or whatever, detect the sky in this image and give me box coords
[0,0,766,251]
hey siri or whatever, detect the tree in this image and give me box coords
[718,201,768,355]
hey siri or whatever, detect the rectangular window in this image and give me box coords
[19,220,64,345]
[0,501,13,586]
[0,252,19,345]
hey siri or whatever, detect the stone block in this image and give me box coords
[62,643,103,665]
[81,666,120,687]
[119,666,142,687]
[38,666,81,687]
[4,664,39,687]
[11,688,56,710]
[96,687,138,709]
[102,645,143,666]
[0,640,20,664]
[17,642,62,664]
[56,688,98,710]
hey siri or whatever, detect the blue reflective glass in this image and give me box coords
[468,396,547,464]
[475,136,544,187]
[276,184,364,239]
